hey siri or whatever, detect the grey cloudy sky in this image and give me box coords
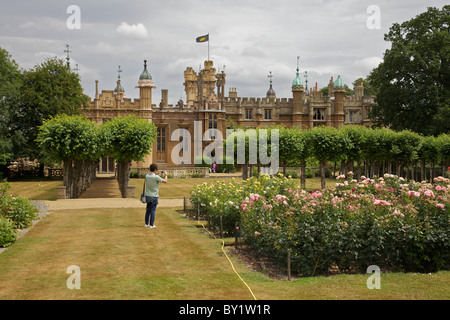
[0,0,446,104]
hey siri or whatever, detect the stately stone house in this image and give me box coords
[82,59,375,173]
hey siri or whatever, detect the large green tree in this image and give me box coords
[0,48,23,167]
[11,57,89,161]
[369,5,450,135]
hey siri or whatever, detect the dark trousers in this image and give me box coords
[145,197,158,226]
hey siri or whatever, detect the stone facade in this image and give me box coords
[83,60,375,172]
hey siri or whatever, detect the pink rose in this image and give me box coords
[424,190,435,198]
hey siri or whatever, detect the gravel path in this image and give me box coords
[43,198,184,211]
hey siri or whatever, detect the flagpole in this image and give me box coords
[208,33,210,61]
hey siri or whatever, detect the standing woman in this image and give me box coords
[144,163,168,228]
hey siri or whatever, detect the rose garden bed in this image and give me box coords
[190,174,450,277]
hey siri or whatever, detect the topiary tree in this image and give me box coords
[418,135,439,181]
[309,126,353,189]
[37,114,103,198]
[338,125,366,180]
[101,115,157,198]
[436,134,450,178]
[278,126,311,188]
[390,130,422,179]
[224,127,279,179]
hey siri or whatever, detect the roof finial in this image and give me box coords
[296,56,300,72]
[117,65,122,80]
[64,44,71,67]
[268,71,274,85]
[144,59,148,69]
[304,71,308,89]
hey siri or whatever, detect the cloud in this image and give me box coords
[116,22,149,39]
[353,56,383,72]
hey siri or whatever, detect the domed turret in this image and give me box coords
[266,71,276,98]
[292,73,304,87]
[139,60,152,80]
[114,83,125,93]
[292,61,304,89]
[136,59,156,109]
[334,75,344,88]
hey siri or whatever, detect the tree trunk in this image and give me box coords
[430,160,435,181]
[242,163,248,180]
[396,161,402,177]
[421,159,426,182]
[63,160,72,199]
[364,160,369,178]
[356,160,361,181]
[320,161,326,190]
[333,161,337,178]
[117,160,131,198]
[300,160,306,189]
[370,160,375,178]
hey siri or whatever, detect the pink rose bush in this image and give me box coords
[191,173,449,275]
[189,175,297,234]
[240,173,449,275]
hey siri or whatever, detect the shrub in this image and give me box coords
[0,180,38,247]
[3,197,38,229]
[0,216,17,247]
[286,171,299,179]
[216,156,235,173]
[194,155,212,168]
[190,174,298,235]
[129,171,139,178]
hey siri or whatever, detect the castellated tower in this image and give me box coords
[184,60,219,109]
[292,63,305,128]
[354,82,364,99]
[136,60,156,109]
[184,67,198,108]
[333,75,345,127]
[292,66,305,113]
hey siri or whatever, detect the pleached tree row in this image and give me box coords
[37,114,156,198]
[226,125,450,189]
[283,125,450,189]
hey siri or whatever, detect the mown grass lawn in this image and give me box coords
[0,205,448,300]
[128,176,336,200]
[8,179,63,201]
[7,175,335,201]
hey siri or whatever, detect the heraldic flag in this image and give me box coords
[196,34,209,43]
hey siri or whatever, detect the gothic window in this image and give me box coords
[208,114,218,139]
[313,108,325,120]
[264,109,272,120]
[245,109,252,120]
[349,110,358,123]
[157,127,166,152]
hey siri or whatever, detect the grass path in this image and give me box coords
[1,203,449,300]
[0,206,254,299]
